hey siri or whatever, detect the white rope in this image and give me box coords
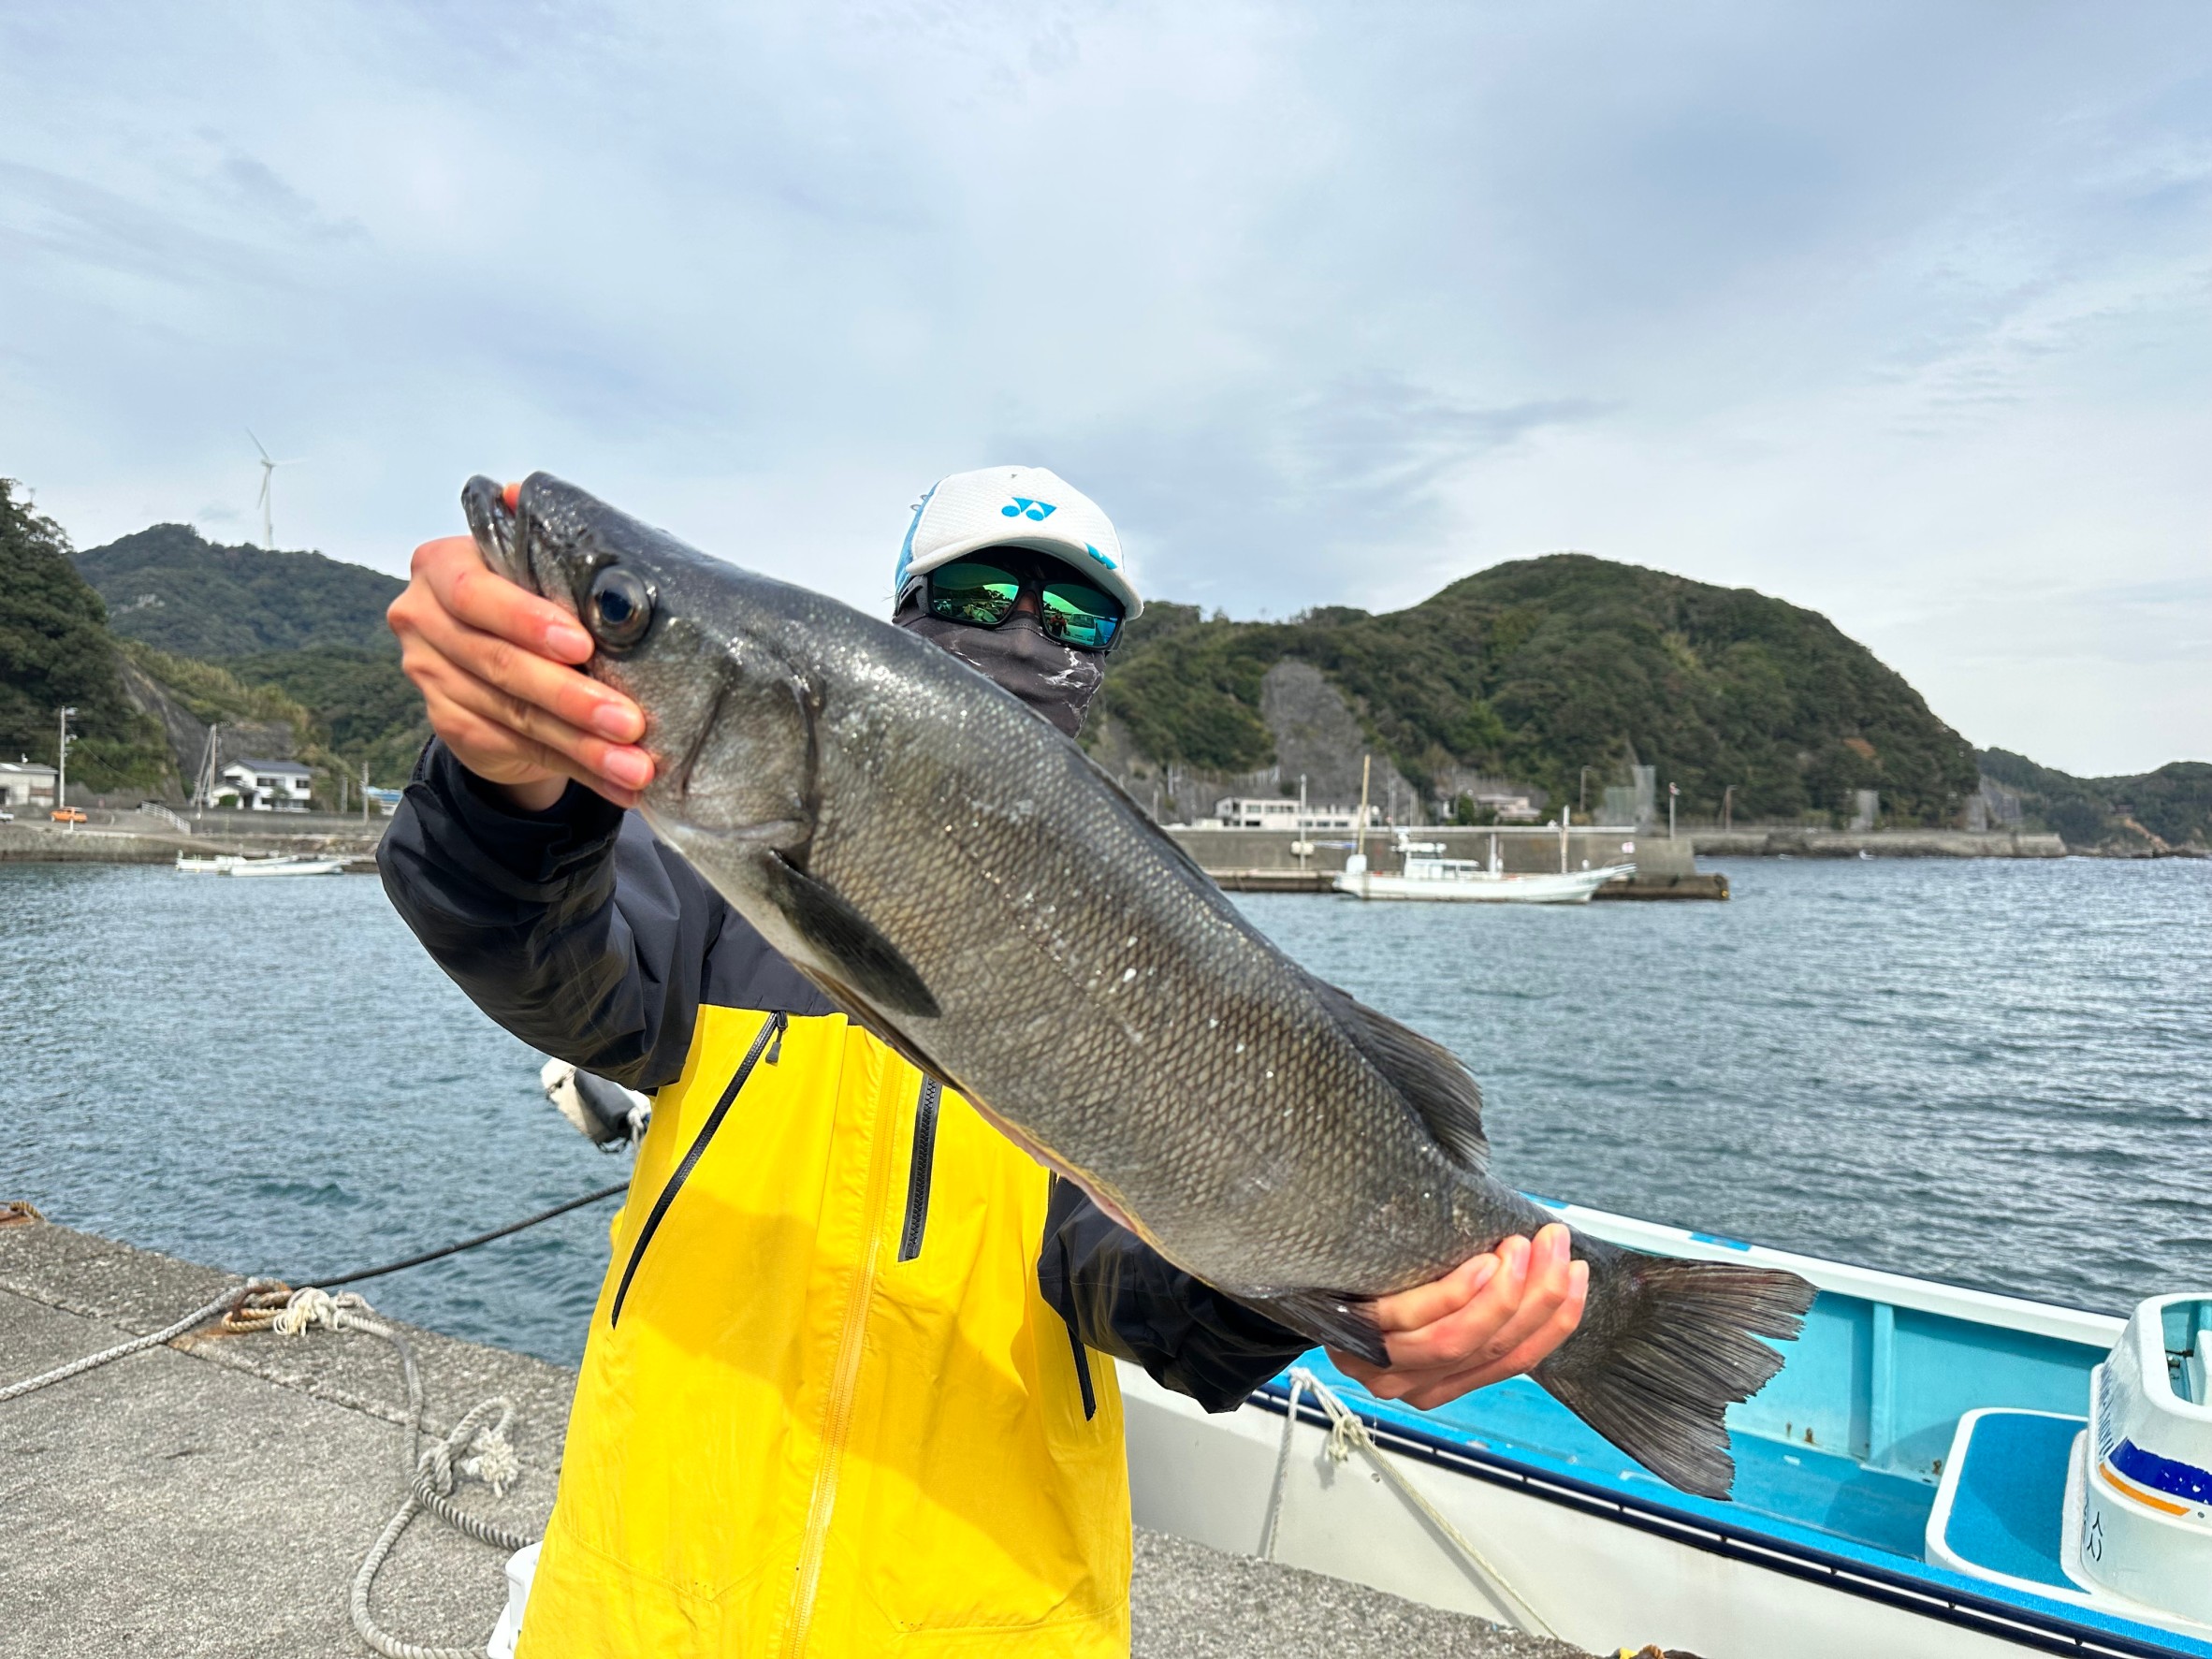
[0,1277,284,1404]
[4,1277,535,1659]
[1259,1366,1558,1640]
[350,1397,536,1659]
[244,1286,532,1659]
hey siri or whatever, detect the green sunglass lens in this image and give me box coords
[930,562,1020,626]
[1041,581,1122,650]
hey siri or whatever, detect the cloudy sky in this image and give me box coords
[5,2,2207,774]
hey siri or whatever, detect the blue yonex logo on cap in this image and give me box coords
[1084,544,1116,570]
[1002,497,1057,521]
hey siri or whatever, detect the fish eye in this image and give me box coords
[587,564,654,651]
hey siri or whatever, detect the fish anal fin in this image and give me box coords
[1236,1286,1389,1367]
[762,855,940,1020]
[1310,978,1488,1171]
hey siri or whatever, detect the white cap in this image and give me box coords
[894,465,1141,618]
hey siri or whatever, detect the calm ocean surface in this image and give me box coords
[4,855,2208,1366]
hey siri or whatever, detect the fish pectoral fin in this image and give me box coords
[806,965,961,1089]
[1235,1286,1389,1368]
[760,854,941,1020]
[1309,977,1489,1171]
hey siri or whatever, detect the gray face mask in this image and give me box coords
[897,603,1105,737]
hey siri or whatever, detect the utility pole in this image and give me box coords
[1723,784,1735,833]
[55,706,76,825]
[1668,781,1679,840]
[1579,765,1593,819]
[361,761,371,826]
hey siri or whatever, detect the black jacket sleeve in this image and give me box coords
[1038,1175,1312,1413]
[377,739,829,1091]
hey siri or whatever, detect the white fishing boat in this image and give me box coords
[1333,835,1633,904]
[174,851,345,877]
[1124,1197,2212,1658]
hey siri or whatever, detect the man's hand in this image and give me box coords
[1328,1222,1587,1411]
[387,531,654,810]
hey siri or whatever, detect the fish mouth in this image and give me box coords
[461,474,538,594]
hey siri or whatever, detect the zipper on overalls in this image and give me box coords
[607,1010,786,1329]
[780,1064,909,1655]
[896,1077,942,1263]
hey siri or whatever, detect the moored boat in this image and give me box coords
[1124,1198,2212,1657]
[174,851,346,877]
[1332,834,1634,904]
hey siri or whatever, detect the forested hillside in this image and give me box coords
[1978,749,2212,853]
[70,520,428,792]
[76,524,403,657]
[0,480,171,790]
[1099,554,1980,825]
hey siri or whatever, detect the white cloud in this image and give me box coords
[3,0,2207,772]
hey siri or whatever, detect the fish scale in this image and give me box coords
[462,471,1816,1501]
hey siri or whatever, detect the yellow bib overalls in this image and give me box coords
[517,1003,1131,1657]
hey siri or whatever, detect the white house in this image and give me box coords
[214,759,314,812]
[0,760,58,809]
[1213,796,1381,832]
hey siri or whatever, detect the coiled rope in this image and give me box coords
[229,1285,533,1659]
[1259,1366,1558,1640]
[0,1186,632,1656]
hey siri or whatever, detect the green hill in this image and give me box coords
[75,523,403,658]
[1978,749,2212,853]
[1099,553,1980,825]
[66,521,427,790]
[0,480,172,791]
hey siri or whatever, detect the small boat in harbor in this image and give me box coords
[1125,1198,2212,1658]
[1333,834,1634,904]
[174,851,346,877]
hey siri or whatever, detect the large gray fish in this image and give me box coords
[463,473,1815,1499]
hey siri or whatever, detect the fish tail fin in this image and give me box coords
[1537,1251,1814,1500]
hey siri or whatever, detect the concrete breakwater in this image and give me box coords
[1691,827,2066,859]
[0,1217,1572,1659]
[1,808,387,866]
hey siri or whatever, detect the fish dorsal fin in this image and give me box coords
[1309,977,1489,1171]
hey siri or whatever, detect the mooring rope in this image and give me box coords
[1259,1365,1558,1640]
[0,1277,284,1404]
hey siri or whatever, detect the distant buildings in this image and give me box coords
[213,759,313,812]
[0,760,58,810]
[1214,796,1380,832]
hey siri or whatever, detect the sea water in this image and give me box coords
[2,856,2207,1366]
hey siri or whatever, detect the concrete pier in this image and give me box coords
[0,1218,1585,1658]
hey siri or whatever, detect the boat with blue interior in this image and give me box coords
[1122,1198,2212,1657]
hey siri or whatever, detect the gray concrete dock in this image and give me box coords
[0,1219,1586,1658]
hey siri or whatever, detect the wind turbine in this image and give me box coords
[248,430,303,550]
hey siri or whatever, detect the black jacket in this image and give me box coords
[380,739,1308,1411]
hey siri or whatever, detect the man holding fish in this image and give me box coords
[381,467,1592,1656]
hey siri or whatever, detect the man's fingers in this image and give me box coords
[431,657,654,792]
[412,535,594,663]
[432,702,643,811]
[400,582,645,749]
[1397,1265,1590,1406]
[1368,1247,1503,1335]
[1377,1226,1574,1372]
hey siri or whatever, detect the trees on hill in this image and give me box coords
[0,479,170,791]
[1097,554,1982,826]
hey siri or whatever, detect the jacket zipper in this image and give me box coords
[895,1077,941,1263]
[780,1059,902,1657]
[607,1011,786,1329]
[1047,1178,1099,1421]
